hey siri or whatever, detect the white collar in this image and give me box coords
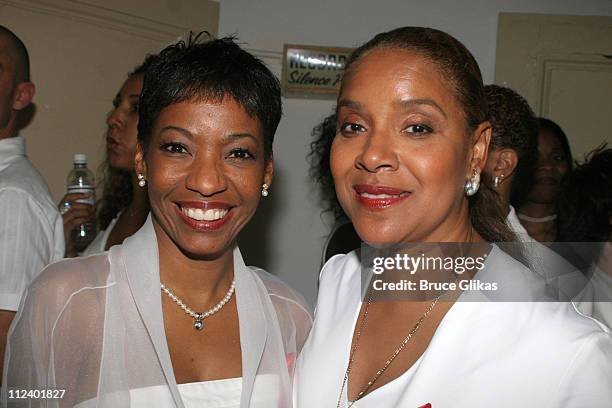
[113,215,270,408]
[0,136,25,166]
[506,205,535,242]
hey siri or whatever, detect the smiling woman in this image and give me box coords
[4,37,312,408]
[293,26,612,408]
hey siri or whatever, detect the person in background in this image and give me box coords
[59,56,157,256]
[518,117,573,242]
[308,113,360,264]
[482,84,538,241]
[0,25,64,380]
[558,144,612,328]
[4,36,312,407]
[482,84,588,304]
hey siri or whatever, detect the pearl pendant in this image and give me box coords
[194,313,204,331]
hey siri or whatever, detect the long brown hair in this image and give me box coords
[96,55,158,229]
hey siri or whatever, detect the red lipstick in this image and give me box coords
[175,201,233,231]
[353,184,410,210]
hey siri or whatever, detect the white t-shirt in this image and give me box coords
[294,246,612,407]
[0,136,65,311]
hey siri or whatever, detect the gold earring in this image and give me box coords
[261,183,269,197]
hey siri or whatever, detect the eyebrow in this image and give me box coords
[398,98,447,119]
[159,126,258,144]
[159,125,193,139]
[337,98,447,119]
[337,99,361,111]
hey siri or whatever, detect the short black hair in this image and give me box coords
[538,117,574,172]
[484,84,538,207]
[138,34,281,157]
[0,25,30,83]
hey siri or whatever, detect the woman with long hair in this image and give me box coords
[518,117,574,242]
[59,56,156,256]
[294,27,611,407]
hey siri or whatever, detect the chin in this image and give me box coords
[353,225,405,249]
[107,155,132,172]
[175,239,233,261]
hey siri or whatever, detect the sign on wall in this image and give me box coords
[281,44,353,98]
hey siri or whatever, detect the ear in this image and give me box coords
[468,121,492,175]
[263,150,274,188]
[12,82,35,111]
[493,148,519,180]
[134,142,147,178]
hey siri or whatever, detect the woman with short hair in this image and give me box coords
[5,36,312,408]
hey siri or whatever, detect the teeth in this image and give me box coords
[360,192,408,198]
[182,207,228,221]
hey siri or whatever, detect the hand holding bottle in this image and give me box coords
[58,192,95,257]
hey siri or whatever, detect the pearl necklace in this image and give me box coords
[517,213,558,223]
[161,279,236,330]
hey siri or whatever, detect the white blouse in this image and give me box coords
[294,246,612,407]
[4,216,312,407]
[74,378,244,408]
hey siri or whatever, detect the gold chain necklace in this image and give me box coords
[336,289,440,408]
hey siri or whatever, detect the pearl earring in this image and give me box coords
[261,183,269,197]
[464,168,481,196]
[137,173,146,188]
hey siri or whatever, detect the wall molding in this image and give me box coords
[536,52,612,116]
[1,0,188,42]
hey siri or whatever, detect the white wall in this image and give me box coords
[219,0,612,303]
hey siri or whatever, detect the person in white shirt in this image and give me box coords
[60,56,158,257]
[4,36,312,407]
[294,26,612,407]
[0,25,64,380]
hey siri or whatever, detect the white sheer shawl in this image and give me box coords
[2,217,312,407]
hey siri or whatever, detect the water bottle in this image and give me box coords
[67,154,96,252]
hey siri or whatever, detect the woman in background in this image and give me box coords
[482,84,538,241]
[308,113,360,264]
[518,117,573,242]
[60,56,156,256]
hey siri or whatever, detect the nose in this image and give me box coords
[537,152,555,170]
[355,129,399,173]
[185,152,228,197]
[106,107,124,130]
